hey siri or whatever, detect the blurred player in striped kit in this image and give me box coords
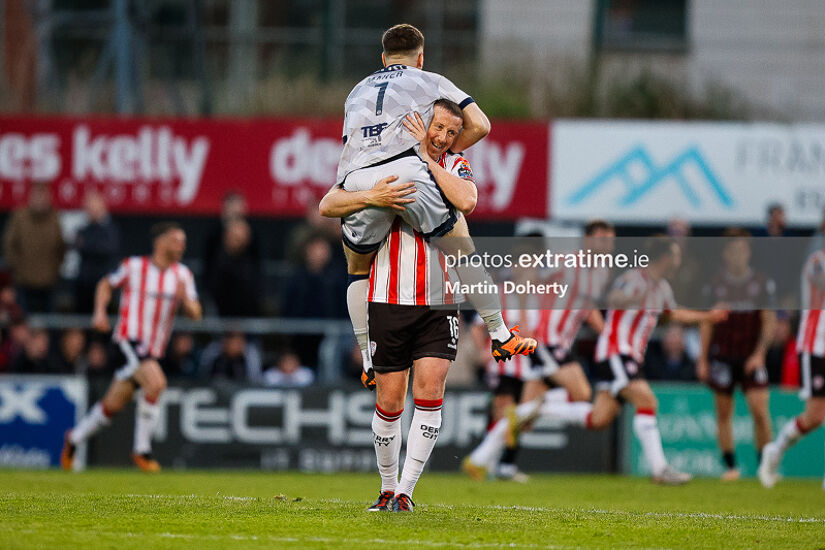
[759,245,825,488]
[61,222,202,472]
[468,238,728,484]
[463,221,613,481]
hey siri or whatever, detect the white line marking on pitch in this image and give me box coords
[114,493,825,524]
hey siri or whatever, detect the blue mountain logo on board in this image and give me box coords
[566,145,734,209]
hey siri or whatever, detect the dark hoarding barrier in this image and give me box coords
[88,380,615,472]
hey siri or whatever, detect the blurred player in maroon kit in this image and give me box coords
[759,245,825,488]
[698,228,775,481]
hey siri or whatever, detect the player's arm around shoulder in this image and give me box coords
[318,176,417,218]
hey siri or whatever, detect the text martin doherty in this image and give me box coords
[445,280,569,298]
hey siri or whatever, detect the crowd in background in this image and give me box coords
[0,182,824,391]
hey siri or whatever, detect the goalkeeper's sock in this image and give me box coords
[70,402,112,445]
[347,275,371,369]
[372,405,403,494]
[396,399,442,499]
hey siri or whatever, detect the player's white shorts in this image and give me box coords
[341,150,458,253]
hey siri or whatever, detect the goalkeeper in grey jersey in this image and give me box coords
[320,24,536,390]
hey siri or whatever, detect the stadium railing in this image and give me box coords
[26,313,354,384]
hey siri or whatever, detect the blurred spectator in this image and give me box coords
[286,200,343,265]
[753,203,796,237]
[199,331,263,382]
[263,351,315,387]
[646,325,696,381]
[84,338,112,379]
[74,191,120,313]
[281,232,347,367]
[0,271,23,325]
[11,327,60,373]
[203,191,260,288]
[752,204,797,307]
[50,328,88,373]
[666,217,702,307]
[207,218,262,317]
[2,182,66,313]
[161,332,201,378]
[0,317,28,372]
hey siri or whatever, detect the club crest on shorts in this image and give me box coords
[370,340,377,357]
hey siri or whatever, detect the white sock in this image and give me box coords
[397,399,443,499]
[372,406,403,493]
[776,417,804,453]
[514,399,542,423]
[133,396,160,455]
[544,388,569,403]
[69,402,111,445]
[346,278,372,369]
[540,400,592,427]
[468,416,508,469]
[633,411,668,476]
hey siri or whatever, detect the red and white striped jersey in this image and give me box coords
[108,256,198,358]
[367,150,473,306]
[436,151,474,182]
[368,219,458,306]
[595,268,676,363]
[536,265,610,351]
[797,248,825,356]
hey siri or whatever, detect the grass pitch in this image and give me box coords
[1,470,823,549]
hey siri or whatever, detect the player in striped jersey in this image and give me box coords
[320,103,477,512]
[474,239,727,484]
[759,246,825,488]
[463,222,613,481]
[588,239,726,484]
[61,222,202,472]
[328,25,535,390]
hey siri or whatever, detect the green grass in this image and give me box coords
[1,470,823,549]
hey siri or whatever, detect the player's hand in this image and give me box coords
[92,310,110,333]
[367,175,416,212]
[361,367,376,391]
[402,112,429,156]
[744,352,764,374]
[707,309,729,323]
[696,356,709,382]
